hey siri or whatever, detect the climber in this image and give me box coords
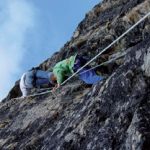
[50,54,104,92]
[20,69,55,98]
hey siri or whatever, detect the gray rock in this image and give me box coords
[1,0,150,150]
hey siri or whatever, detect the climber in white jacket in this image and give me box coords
[20,70,54,98]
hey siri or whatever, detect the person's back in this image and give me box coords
[20,70,54,98]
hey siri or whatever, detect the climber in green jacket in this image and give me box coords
[50,54,77,91]
[54,55,77,82]
[50,54,104,92]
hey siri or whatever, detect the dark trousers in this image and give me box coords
[72,55,103,84]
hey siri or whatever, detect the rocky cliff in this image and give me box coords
[1,0,150,149]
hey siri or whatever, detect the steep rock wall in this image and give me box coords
[1,0,150,150]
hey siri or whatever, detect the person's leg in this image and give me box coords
[72,58,82,71]
[72,55,88,71]
[72,56,103,84]
[79,68,104,84]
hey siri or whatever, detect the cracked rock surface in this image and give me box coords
[1,0,150,149]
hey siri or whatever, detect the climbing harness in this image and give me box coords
[1,11,150,110]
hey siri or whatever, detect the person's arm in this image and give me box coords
[52,70,64,92]
[53,83,61,92]
[57,71,64,84]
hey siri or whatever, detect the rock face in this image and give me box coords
[1,0,150,149]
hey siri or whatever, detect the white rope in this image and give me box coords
[1,11,150,110]
[0,83,82,110]
[3,52,124,108]
[79,53,126,75]
[61,11,150,85]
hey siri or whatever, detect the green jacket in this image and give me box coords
[53,54,77,84]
